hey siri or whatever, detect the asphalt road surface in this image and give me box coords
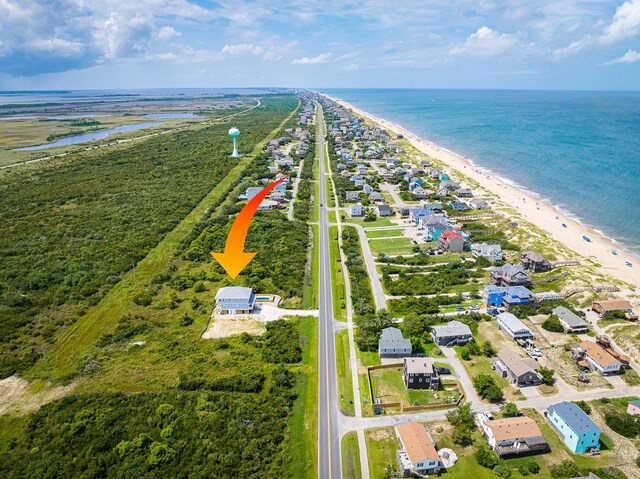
[316,100,342,479]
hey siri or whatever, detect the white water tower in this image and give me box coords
[229,127,240,157]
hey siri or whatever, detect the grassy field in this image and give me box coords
[341,432,362,479]
[287,317,319,479]
[344,217,399,228]
[365,228,406,239]
[329,226,347,321]
[365,427,399,479]
[368,236,416,256]
[39,99,300,379]
[336,330,356,416]
[369,366,461,407]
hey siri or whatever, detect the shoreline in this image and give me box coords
[323,93,640,293]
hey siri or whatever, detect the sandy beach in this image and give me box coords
[325,94,640,294]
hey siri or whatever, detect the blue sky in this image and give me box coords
[1,0,639,90]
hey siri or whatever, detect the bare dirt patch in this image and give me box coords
[0,375,77,416]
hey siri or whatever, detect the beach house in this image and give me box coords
[546,401,602,453]
[494,349,543,387]
[496,312,533,341]
[403,357,440,390]
[520,251,552,272]
[552,306,589,333]
[480,415,549,458]
[378,327,412,358]
[484,285,533,308]
[395,422,443,477]
[348,205,364,218]
[627,400,640,416]
[491,264,532,288]
[469,198,490,210]
[215,287,256,315]
[472,243,504,262]
[431,320,473,346]
[438,230,465,253]
[591,300,638,320]
[574,340,621,375]
[376,204,393,217]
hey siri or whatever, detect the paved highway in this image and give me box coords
[316,101,342,479]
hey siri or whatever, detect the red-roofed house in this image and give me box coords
[438,230,465,253]
[395,422,443,477]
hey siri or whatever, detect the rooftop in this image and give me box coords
[497,312,532,334]
[404,357,435,374]
[215,286,254,301]
[432,320,472,338]
[396,422,439,464]
[486,416,543,441]
[553,306,588,328]
[580,340,620,367]
[497,349,539,377]
[548,401,602,435]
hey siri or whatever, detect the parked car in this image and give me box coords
[456,306,466,312]
[470,305,480,311]
[437,367,452,375]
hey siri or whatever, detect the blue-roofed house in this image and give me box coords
[484,285,534,308]
[410,208,430,224]
[450,201,468,211]
[215,287,256,315]
[546,401,602,453]
[409,178,425,190]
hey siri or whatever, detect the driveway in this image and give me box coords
[440,346,481,406]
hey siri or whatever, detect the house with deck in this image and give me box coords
[403,357,440,390]
[378,327,412,358]
[521,251,552,272]
[591,300,638,320]
[494,349,542,387]
[546,401,602,453]
[438,230,465,253]
[215,287,256,315]
[480,415,549,458]
[472,243,503,262]
[484,285,533,308]
[497,312,533,340]
[575,340,621,375]
[395,422,443,477]
[431,320,472,346]
[491,264,532,288]
[552,306,589,333]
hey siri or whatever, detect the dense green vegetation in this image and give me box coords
[293,132,316,222]
[0,317,314,479]
[388,296,472,316]
[341,227,375,316]
[473,373,504,402]
[0,95,297,378]
[382,263,483,296]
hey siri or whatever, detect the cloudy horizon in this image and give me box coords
[1,0,639,91]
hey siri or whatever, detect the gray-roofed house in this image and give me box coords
[471,243,504,262]
[378,327,412,358]
[491,263,532,287]
[215,287,256,315]
[431,320,473,346]
[547,401,602,453]
[552,306,589,333]
[403,357,440,390]
[246,186,263,201]
[348,204,364,218]
[345,191,361,203]
[376,204,393,217]
[521,251,552,272]
[494,349,542,387]
[497,312,533,340]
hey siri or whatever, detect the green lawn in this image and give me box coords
[368,237,415,256]
[365,427,399,479]
[365,228,406,239]
[369,367,461,407]
[287,317,319,479]
[329,226,347,321]
[341,432,362,479]
[344,217,398,228]
[336,330,355,416]
[43,104,301,379]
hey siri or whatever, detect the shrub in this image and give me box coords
[493,464,511,478]
[539,366,555,386]
[501,402,519,417]
[474,447,498,468]
[542,316,564,333]
[527,460,540,474]
[574,400,591,415]
[473,374,504,402]
[604,413,640,438]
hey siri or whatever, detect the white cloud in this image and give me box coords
[601,0,640,43]
[28,38,84,56]
[606,48,640,64]
[220,43,265,56]
[450,26,517,57]
[552,36,591,60]
[291,52,332,64]
[157,26,180,41]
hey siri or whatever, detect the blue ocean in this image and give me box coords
[323,89,640,255]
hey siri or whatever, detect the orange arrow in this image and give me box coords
[212,176,288,279]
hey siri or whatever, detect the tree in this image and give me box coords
[501,402,519,418]
[574,400,592,415]
[527,460,540,474]
[539,366,555,386]
[550,460,583,478]
[481,340,496,357]
[474,447,498,468]
[542,316,564,333]
[473,374,504,402]
[494,464,512,478]
[484,383,504,403]
[445,404,474,428]
[452,425,474,447]
[460,347,471,361]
